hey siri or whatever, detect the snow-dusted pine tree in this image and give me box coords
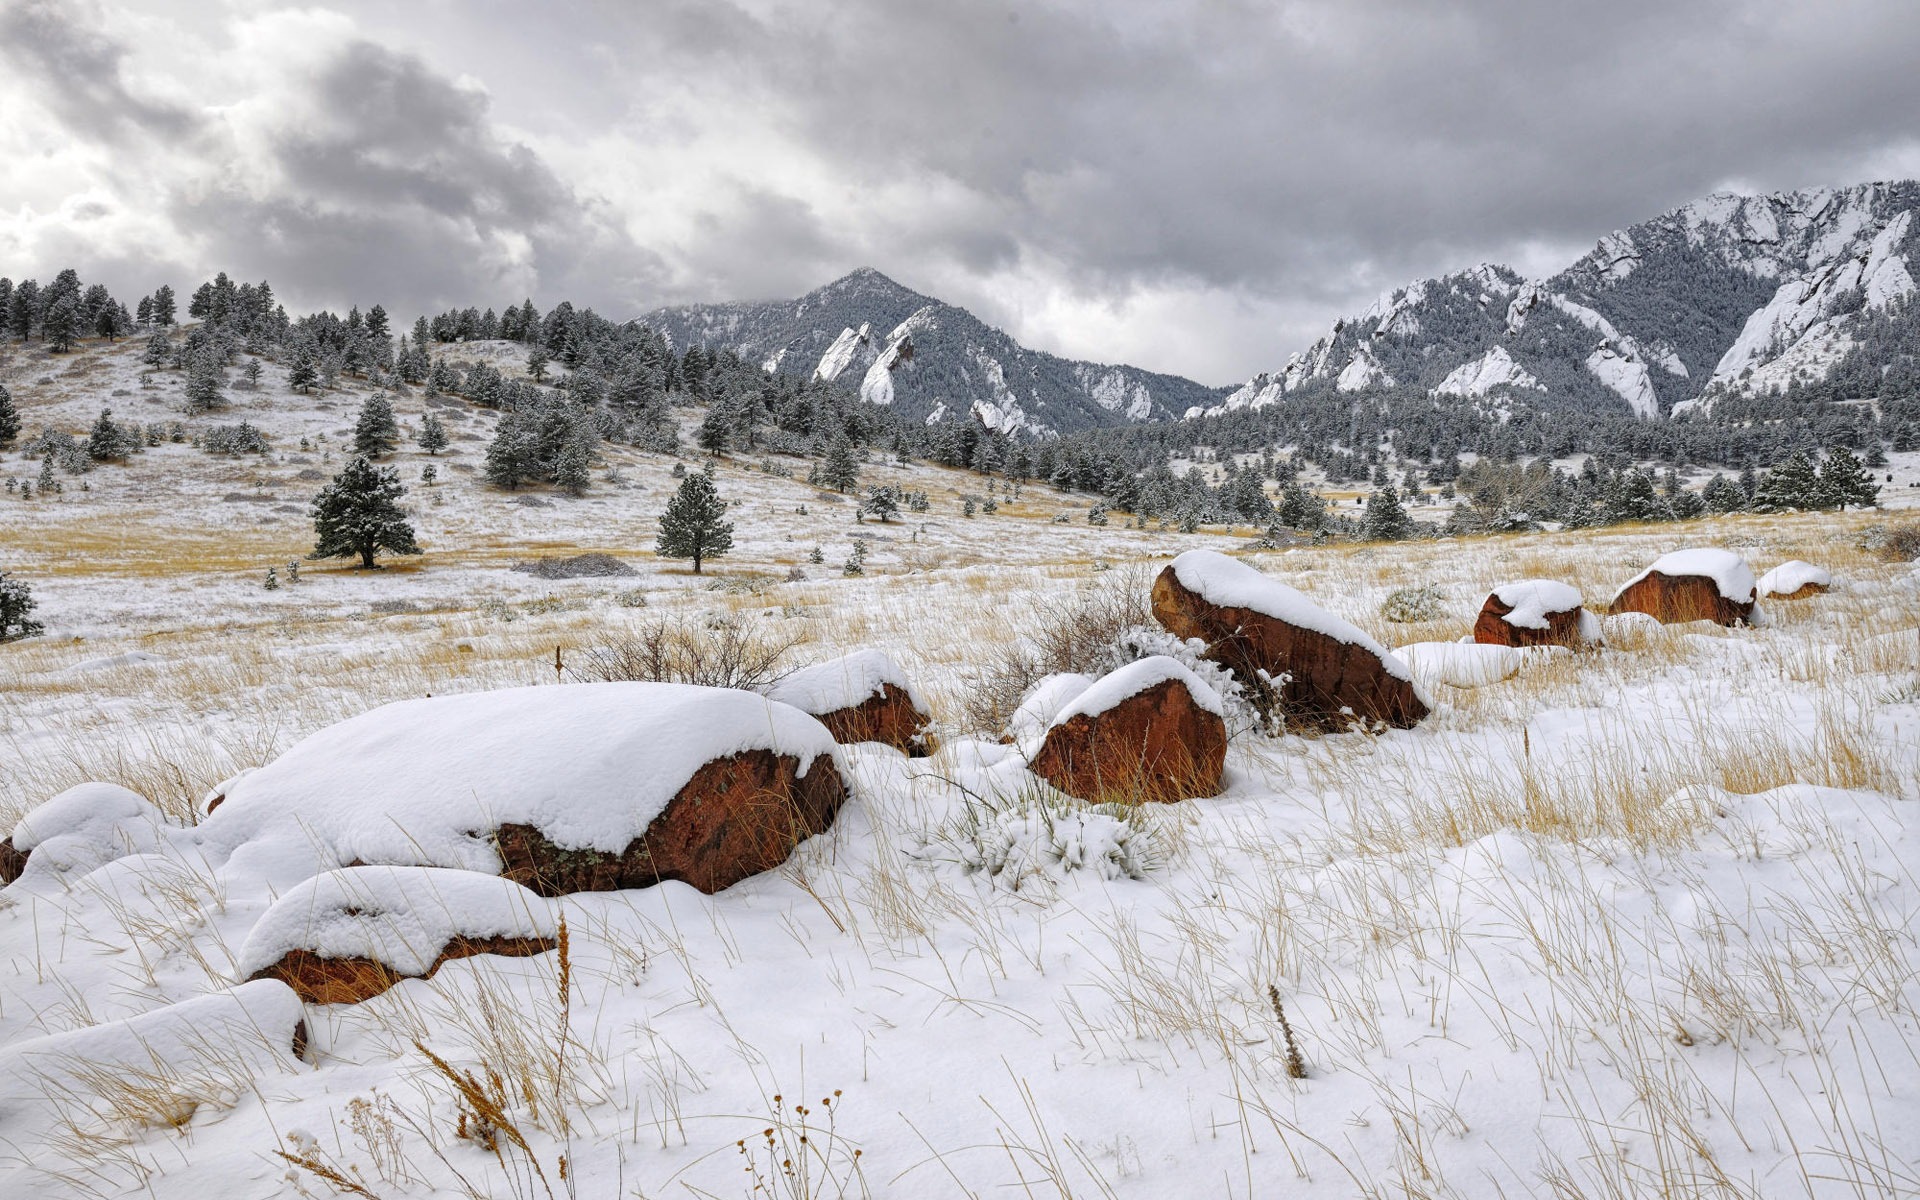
[0,571,44,642]
[308,456,422,569]
[417,412,449,455]
[656,468,733,574]
[351,395,400,459]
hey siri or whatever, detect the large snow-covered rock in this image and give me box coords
[239,866,557,1004]
[0,980,308,1136]
[201,683,847,895]
[1395,642,1533,689]
[1005,673,1097,752]
[1027,657,1227,804]
[1757,560,1832,599]
[1151,550,1429,730]
[1607,549,1758,626]
[764,650,933,756]
[1473,580,1601,648]
[2,782,172,889]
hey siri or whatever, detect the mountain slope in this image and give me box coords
[1203,181,1920,422]
[640,268,1226,436]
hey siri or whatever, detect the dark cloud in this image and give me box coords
[4,0,1919,381]
[0,0,200,146]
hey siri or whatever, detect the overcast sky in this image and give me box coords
[3,0,1918,385]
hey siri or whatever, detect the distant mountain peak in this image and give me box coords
[641,271,1225,436]
[1202,179,1920,423]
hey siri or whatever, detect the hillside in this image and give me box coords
[641,268,1228,436]
[1204,181,1920,422]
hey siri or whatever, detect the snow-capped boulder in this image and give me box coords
[1151,551,1429,730]
[239,867,557,1005]
[1027,657,1227,803]
[1005,673,1097,751]
[764,650,933,756]
[1473,580,1602,648]
[2,782,172,889]
[1758,560,1832,600]
[0,980,309,1137]
[1607,549,1758,626]
[203,683,847,896]
[1395,642,1535,689]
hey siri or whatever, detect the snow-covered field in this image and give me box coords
[2,335,1918,1198]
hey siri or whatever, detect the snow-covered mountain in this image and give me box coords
[1201,181,1920,422]
[640,268,1227,436]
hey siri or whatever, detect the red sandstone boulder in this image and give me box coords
[1757,560,1832,600]
[238,866,558,1005]
[495,749,847,895]
[1607,549,1757,626]
[1028,657,1227,803]
[764,650,934,756]
[203,683,849,898]
[0,837,26,886]
[1151,550,1428,730]
[1473,580,1601,648]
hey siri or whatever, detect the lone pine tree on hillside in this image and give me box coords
[0,571,44,642]
[309,456,422,569]
[0,383,18,449]
[1361,483,1413,541]
[656,467,733,574]
[352,394,400,458]
[417,412,449,455]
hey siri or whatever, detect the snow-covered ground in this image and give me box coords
[2,335,1918,1198]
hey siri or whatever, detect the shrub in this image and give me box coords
[961,568,1154,732]
[1862,521,1920,563]
[201,422,270,456]
[1380,584,1447,623]
[569,613,804,690]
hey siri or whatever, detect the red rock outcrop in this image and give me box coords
[1473,595,1591,648]
[1151,562,1427,730]
[1029,675,1227,804]
[494,749,847,896]
[0,837,27,886]
[250,935,557,1006]
[1607,573,1756,626]
[810,683,933,755]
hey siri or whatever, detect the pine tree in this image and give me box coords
[1752,451,1821,512]
[815,432,860,492]
[1360,484,1413,540]
[842,541,867,576]
[86,408,133,462]
[0,383,18,449]
[43,295,81,352]
[1276,483,1327,531]
[351,394,400,458]
[859,484,901,523]
[287,342,319,393]
[696,399,732,455]
[1701,473,1746,513]
[185,348,226,414]
[552,425,593,496]
[243,359,263,390]
[417,412,449,455]
[655,468,733,573]
[1815,447,1879,510]
[150,284,176,327]
[263,566,280,591]
[1604,469,1668,523]
[309,457,422,569]
[0,571,44,642]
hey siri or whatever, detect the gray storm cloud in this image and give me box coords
[2,0,1918,383]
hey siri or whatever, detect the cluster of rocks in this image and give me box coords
[1,545,1833,1010]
